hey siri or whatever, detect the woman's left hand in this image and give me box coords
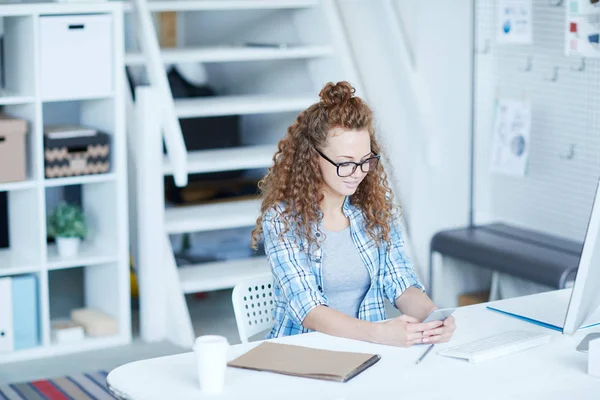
[421,316,456,344]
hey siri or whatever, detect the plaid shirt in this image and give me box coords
[263,196,425,339]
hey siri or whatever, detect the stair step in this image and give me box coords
[123,0,319,12]
[165,198,262,234]
[125,45,333,66]
[175,94,315,118]
[179,256,270,294]
[164,145,276,176]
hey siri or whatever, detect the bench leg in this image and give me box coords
[489,271,501,301]
[430,254,495,307]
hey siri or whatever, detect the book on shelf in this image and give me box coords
[12,274,40,350]
[0,274,40,354]
[0,277,14,353]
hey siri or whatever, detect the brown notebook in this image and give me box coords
[227,342,381,383]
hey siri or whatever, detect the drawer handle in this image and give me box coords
[0,137,5,143]
[67,145,87,154]
[68,24,85,30]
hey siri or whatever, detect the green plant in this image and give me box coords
[47,201,88,239]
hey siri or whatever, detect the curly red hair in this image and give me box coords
[251,81,398,250]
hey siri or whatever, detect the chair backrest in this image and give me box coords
[231,274,275,343]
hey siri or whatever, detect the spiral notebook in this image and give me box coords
[227,342,381,383]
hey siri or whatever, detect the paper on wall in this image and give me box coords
[566,1,600,57]
[496,0,533,44]
[490,97,531,177]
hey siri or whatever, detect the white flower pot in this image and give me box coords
[56,237,81,258]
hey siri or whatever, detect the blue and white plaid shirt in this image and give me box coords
[262,196,425,339]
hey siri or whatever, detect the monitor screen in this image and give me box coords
[563,178,600,335]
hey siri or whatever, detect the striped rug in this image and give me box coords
[0,370,117,400]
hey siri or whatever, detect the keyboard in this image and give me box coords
[438,330,551,364]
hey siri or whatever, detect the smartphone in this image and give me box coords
[422,308,455,323]
[576,333,600,353]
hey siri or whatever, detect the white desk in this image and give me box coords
[107,290,600,400]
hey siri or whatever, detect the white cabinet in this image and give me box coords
[39,14,114,101]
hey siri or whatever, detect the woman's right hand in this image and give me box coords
[374,315,444,347]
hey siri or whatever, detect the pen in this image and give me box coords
[415,344,434,364]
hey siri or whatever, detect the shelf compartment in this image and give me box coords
[0,271,43,356]
[1,102,41,182]
[48,263,125,348]
[45,180,119,256]
[1,16,36,101]
[0,188,44,272]
[42,99,117,180]
[38,14,114,102]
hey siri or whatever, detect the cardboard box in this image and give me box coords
[0,113,27,183]
[458,290,490,307]
[51,319,85,344]
[71,307,118,337]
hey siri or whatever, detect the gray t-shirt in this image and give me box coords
[321,226,371,318]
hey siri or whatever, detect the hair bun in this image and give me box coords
[319,81,355,107]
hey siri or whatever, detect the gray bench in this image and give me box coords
[429,223,582,294]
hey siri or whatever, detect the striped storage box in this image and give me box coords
[44,131,111,179]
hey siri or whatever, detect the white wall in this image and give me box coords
[337,0,473,285]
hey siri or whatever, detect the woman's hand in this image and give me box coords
[422,316,456,344]
[374,315,444,347]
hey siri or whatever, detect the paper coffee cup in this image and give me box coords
[193,335,229,394]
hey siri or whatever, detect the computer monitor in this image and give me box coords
[563,177,600,335]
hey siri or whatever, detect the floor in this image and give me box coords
[1,289,401,385]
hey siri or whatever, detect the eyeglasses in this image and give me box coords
[316,148,381,178]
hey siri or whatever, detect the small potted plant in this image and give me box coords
[47,201,88,258]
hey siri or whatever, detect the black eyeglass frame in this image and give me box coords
[315,148,381,178]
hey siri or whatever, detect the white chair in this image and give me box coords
[232,275,275,343]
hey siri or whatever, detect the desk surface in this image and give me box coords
[107,290,600,400]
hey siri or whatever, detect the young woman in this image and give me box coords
[251,81,455,347]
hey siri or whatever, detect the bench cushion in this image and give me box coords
[430,223,581,288]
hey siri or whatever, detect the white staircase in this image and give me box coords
[124,0,363,348]
[172,94,316,118]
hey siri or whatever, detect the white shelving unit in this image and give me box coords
[0,2,129,364]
